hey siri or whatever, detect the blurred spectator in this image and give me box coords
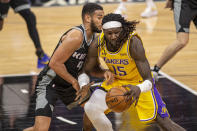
[0,0,50,68]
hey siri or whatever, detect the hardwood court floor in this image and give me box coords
[0,2,197,91]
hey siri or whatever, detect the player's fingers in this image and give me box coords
[107,78,113,85]
[75,94,81,101]
[130,97,135,105]
[125,92,133,101]
[122,85,128,88]
[76,90,80,95]
[78,96,84,104]
[104,72,109,79]
[106,74,113,85]
[109,74,114,83]
[134,97,139,106]
[122,85,132,89]
[130,91,135,98]
[124,90,130,96]
[75,90,80,96]
[129,92,135,103]
[75,89,82,99]
[125,95,130,101]
[87,81,95,87]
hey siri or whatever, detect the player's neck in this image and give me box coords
[84,24,94,42]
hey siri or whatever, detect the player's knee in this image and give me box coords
[177,34,189,48]
[174,39,188,52]
[84,102,96,115]
[179,40,188,48]
[98,118,113,131]
[84,102,102,122]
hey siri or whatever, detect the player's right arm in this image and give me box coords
[49,29,83,92]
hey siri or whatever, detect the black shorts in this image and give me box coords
[173,0,197,32]
[35,75,77,117]
[0,0,30,19]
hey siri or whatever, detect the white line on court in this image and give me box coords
[159,71,197,96]
[56,116,77,125]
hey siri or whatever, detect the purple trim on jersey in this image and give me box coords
[153,84,169,118]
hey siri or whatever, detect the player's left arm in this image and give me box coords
[130,35,153,89]
[123,35,153,106]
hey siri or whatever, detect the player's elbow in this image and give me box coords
[48,60,56,70]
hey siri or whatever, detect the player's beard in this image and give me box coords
[105,38,121,52]
[91,20,102,33]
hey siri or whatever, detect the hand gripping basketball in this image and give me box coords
[105,86,133,112]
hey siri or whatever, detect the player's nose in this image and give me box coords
[111,33,117,40]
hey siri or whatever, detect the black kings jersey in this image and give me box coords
[38,25,95,87]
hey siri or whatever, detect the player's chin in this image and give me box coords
[111,41,117,46]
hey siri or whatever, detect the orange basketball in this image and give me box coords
[105,86,132,113]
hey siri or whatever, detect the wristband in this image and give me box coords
[78,73,90,89]
[137,80,152,92]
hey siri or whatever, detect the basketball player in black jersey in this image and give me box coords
[0,0,49,68]
[22,3,104,131]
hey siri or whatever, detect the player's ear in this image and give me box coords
[84,14,91,23]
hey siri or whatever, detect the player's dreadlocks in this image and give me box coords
[101,13,139,46]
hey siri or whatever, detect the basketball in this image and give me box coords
[105,86,132,113]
